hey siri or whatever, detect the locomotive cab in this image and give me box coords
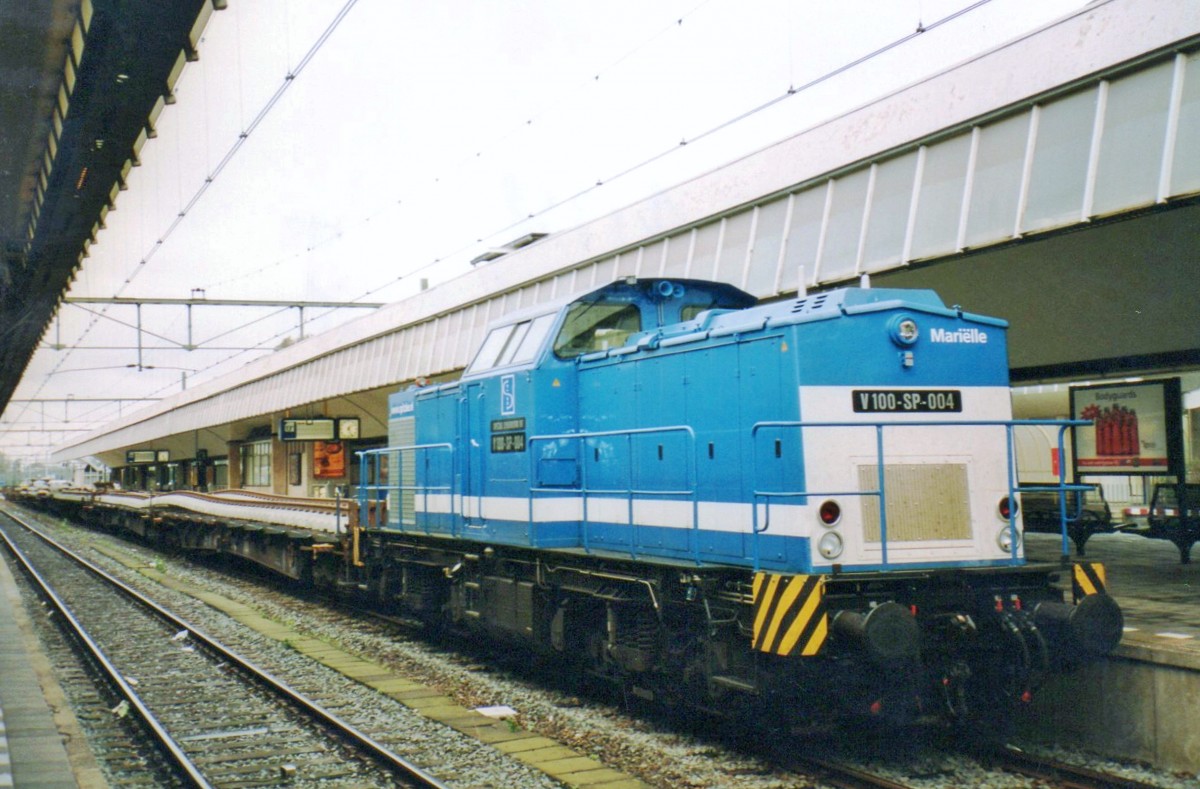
[464,277,758,373]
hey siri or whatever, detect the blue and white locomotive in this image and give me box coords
[358,277,1122,723]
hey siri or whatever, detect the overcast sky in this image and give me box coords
[2,0,1087,462]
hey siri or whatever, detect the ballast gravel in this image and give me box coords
[20,510,1198,789]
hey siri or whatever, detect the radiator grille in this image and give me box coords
[388,416,416,527]
[858,463,971,542]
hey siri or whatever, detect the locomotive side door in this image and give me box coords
[460,380,490,532]
[741,334,800,564]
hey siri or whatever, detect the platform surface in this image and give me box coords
[0,554,89,788]
[1025,530,1200,666]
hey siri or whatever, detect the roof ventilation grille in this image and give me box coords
[791,293,829,314]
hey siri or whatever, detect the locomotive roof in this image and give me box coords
[568,278,1008,327]
[575,281,1008,362]
[465,277,1008,371]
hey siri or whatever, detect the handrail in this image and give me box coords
[528,425,698,561]
[750,419,1091,569]
[357,418,1093,569]
[355,443,454,533]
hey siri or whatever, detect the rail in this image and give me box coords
[749,418,1091,568]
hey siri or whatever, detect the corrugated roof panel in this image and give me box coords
[398,324,419,381]
[337,343,358,392]
[376,331,398,382]
[456,303,483,365]
[425,319,443,373]
[303,356,332,403]
[413,321,433,379]
[424,315,447,373]
[358,339,383,387]
[446,307,465,368]
[357,335,387,391]
[51,3,1200,463]
[338,344,358,392]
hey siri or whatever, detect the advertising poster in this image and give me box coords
[313,441,346,479]
[1070,378,1183,476]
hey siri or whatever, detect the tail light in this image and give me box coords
[819,500,841,526]
[998,496,1018,521]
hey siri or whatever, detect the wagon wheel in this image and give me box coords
[1069,513,1103,556]
[1068,523,1090,556]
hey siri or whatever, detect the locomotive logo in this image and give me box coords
[500,374,516,415]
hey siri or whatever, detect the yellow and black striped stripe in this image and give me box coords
[751,572,828,657]
[1072,562,1108,603]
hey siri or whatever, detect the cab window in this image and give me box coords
[467,325,514,373]
[501,313,555,366]
[466,313,557,373]
[553,302,641,359]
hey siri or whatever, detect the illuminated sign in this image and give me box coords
[280,418,336,441]
[1070,378,1183,476]
[126,449,160,464]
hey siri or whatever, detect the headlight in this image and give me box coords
[888,315,919,346]
[997,527,1022,552]
[818,531,844,559]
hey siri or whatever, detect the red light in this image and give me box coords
[1020,690,1033,704]
[819,500,841,526]
[999,496,1018,520]
[869,699,883,716]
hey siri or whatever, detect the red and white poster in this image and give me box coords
[1070,379,1182,476]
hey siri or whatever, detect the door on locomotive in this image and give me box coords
[461,380,487,530]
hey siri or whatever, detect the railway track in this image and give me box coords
[780,743,1175,789]
[779,754,918,789]
[984,744,1172,789]
[6,502,1186,789]
[0,509,447,789]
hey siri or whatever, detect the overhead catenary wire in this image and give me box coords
[4,0,364,445]
[200,0,720,294]
[6,0,999,456]
[329,0,999,307]
[71,0,998,432]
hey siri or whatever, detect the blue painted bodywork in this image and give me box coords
[369,278,1013,573]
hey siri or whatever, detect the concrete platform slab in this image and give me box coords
[1021,532,1200,775]
[0,551,90,787]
